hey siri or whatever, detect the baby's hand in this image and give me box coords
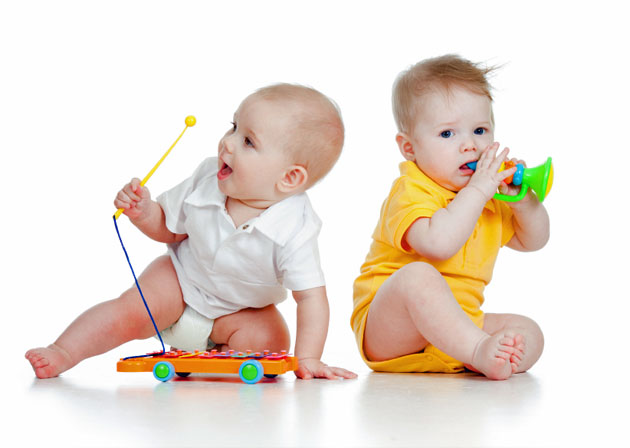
[466,142,517,200]
[498,158,536,207]
[295,358,357,380]
[114,178,151,220]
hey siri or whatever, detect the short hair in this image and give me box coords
[253,83,344,188]
[392,54,497,134]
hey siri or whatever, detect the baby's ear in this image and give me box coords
[396,132,416,161]
[277,165,308,193]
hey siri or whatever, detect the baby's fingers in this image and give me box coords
[114,197,137,215]
[319,368,339,380]
[123,178,143,201]
[477,142,500,167]
[483,141,500,154]
[498,166,517,183]
[315,365,358,380]
[511,158,526,168]
[115,188,137,207]
[327,366,358,379]
[489,147,510,172]
[294,365,314,380]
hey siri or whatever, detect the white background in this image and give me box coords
[2,0,629,438]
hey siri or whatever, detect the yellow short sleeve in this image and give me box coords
[379,176,445,253]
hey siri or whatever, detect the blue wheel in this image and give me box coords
[238,359,264,384]
[153,361,176,382]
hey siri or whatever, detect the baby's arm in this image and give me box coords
[292,287,357,380]
[504,189,550,252]
[114,178,187,244]
[405,143,516,260]
[491,158,550,251]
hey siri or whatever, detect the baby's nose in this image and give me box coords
[221,138,234,154]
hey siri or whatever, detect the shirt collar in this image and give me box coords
[400,161,497,213]
[254,193,315,246]
[202,177,228,208]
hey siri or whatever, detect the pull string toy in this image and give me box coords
[114,116,196,360]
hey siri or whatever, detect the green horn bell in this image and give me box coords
[494,157,553,202]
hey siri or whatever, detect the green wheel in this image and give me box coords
[238,359,264,384]
[153,361,175,382]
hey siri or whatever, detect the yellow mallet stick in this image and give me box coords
[114,115,196,220]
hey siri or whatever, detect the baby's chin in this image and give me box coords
[422,170,466,193]
[450,175,476,192]
[436,179,466,193]
[217,181,229,196]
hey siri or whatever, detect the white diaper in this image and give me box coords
[158,306,216,351]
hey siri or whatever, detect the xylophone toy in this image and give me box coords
[117,349,298,384]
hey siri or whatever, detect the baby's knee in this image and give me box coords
[254,310,290,351]
[231,306,290,352]
[527,318,544,352]
[391,262,444,296]
[256,328,290,352]
[112,292,159,339]
[512,315,544,353]
[518,315,543,337]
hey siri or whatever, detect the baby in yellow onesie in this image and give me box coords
[352,55,550,380]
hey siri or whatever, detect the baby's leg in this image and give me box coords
[482,313,544,373]
[210,304,291,353]
[363,262,519,380]
[25,255,185,379]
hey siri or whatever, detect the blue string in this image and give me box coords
[113,215,166,360]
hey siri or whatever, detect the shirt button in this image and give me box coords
[242,225,249,230]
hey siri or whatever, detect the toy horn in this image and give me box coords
[466,157,553,202]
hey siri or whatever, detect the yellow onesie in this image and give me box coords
[351,161,515,373]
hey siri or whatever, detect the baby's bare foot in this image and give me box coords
[471,332,518,380]
[25,344,74,379]
[509,333,526,373]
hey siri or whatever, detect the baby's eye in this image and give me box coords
[244,137,254,147]
[230,121,237,132]
[474,127,486,135]
[440,130,453,138]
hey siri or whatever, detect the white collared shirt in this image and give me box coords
[156,157,325,319]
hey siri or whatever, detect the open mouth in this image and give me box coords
[460,160,477,174]
[217,161,233,181]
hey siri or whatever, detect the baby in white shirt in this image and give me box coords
[26,84,357,381]
[157,157,325,351]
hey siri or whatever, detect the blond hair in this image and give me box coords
[253,83,344,188]
[392,54,497,134]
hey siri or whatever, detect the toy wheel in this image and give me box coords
[239,359,264,384]
[153,361,176,382]
[175,372,191,378]
[264,374,277,379]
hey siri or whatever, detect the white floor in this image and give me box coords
[10,344,626,448]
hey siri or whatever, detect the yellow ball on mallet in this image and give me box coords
[114,115,197,220]
[185,115,197,127]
